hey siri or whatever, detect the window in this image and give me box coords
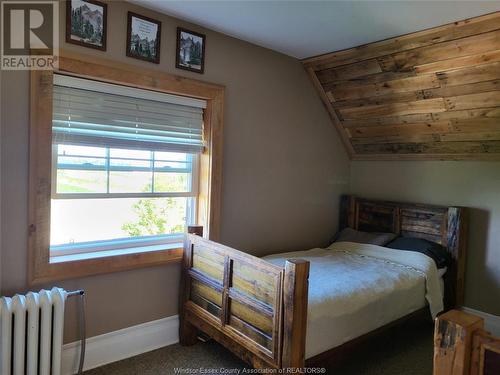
[49,74,205,260]
[29,57,223,283]
[50,145,198,258]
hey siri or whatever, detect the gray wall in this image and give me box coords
[0,0,350,342]
[350,161,500,316]
[0,66,2,293]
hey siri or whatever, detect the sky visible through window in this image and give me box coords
[50,145,194,247]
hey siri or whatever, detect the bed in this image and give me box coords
[179,195,468,369]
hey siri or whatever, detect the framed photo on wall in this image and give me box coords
[66,0,107,51]
[126,12,162,64]
[176,27,206,74]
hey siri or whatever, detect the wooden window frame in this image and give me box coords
[28,51,224,284]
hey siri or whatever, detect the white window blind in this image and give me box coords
[52,74,207,153]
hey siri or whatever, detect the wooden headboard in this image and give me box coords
[339,195,468,310]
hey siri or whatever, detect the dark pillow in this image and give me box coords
[386,237,451,268]
[334,228,397,246]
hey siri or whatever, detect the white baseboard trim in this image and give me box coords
[62,315,179,375]
[462,307,500,336]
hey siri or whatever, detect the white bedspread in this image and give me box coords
[264,241,444,358]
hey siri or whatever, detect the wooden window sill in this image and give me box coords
[30,246,183,285]
[50,242,182,263]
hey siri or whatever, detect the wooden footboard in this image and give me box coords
[179,227,310,369]
[434,310,500,375]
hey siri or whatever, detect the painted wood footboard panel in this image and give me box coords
[179,227,310,369]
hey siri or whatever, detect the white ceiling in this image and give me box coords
[130,1,500,59]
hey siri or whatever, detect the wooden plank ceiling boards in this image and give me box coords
[302,11,500,160]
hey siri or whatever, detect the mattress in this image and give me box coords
[264,241,443,359]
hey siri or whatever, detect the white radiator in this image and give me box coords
[0,287,67,375]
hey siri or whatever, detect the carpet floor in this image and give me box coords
[84,318,434,375]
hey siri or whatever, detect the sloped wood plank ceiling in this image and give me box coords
[302,11,500,160]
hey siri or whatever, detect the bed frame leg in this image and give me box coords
[179,319,199,346]
[282,259,310,369]
[179,226,204,346]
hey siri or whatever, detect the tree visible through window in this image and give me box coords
[121,197,184,237]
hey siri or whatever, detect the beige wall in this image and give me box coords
[350,161,500,316]
[0,1,349,342]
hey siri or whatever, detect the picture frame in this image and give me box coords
[126,12,162,64]
[176,27,206,74]
[66,0,107,51]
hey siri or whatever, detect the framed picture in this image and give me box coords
[66,0,107,51]
[176,27,206,74]
[126,12,161,64]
